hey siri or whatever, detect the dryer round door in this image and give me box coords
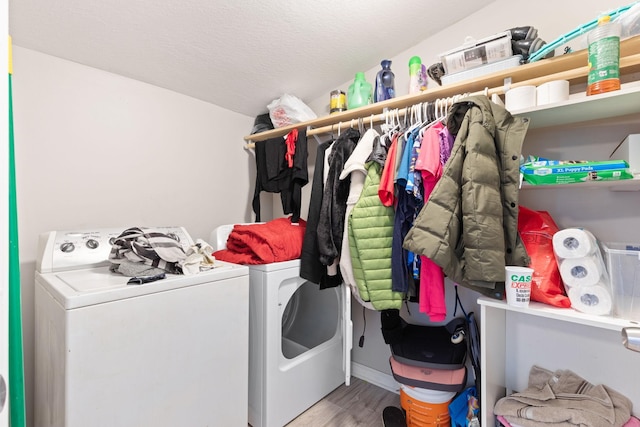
[278,277,341,359]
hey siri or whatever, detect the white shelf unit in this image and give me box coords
[512,82,640,129]
[479,298,640,427]
[480,83,640,426]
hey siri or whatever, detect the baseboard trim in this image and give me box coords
[351,362,400,394]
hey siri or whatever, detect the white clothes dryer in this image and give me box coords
[35,227,250,427]
[212,225,352,427]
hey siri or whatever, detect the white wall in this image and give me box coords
[307,0,636,377]
[11,46,255,426]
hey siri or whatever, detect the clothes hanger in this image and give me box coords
[439,98,448,121]
[404,104,424,139]
[419,100,444,138]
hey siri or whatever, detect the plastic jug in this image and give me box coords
[347,72,373,109]
[587,14,621,96]
[408,56,427,94]
[375,60,395,102]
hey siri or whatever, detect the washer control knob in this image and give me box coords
[86,239,99,249]
[60,242,75,253]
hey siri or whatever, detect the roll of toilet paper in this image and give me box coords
[536,80,570,106]
[505,85,537,111]
[559,256,603,288]
[568,284,612,316]
[553,228,598,259]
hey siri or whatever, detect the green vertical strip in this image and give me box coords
[9,54,27,427]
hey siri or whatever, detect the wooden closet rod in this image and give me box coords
[243,35,640,146]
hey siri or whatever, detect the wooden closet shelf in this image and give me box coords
[244,35,640,144]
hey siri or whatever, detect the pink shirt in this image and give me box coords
[414,121,446,321]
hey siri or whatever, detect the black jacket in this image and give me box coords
[317,128,360,266]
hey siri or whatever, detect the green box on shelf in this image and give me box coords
[520,159,634,185]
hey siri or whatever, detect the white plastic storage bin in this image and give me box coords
[441,55,522,86]
[439,31,513,75]
[603,242,640,322]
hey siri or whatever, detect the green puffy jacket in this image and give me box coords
[349,161,405,310]
[403,95,530,299]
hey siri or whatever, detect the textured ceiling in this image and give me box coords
[9,0,495,117]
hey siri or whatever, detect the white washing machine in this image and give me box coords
[212,226,352,427]
[34,227,250,427]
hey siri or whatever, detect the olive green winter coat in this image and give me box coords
[403,95,530,299]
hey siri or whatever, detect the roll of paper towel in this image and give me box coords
[553,228,597,259]
[505,85,537,111]
[568,284,612,315]
[559,256,603,287]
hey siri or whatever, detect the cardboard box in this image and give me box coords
[520,159,634,185]
[610,134,640,175]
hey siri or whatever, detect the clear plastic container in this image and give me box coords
[603,242,640,322]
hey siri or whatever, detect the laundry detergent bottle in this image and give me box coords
[587,14,621,96]
[347,72,373,109]
[375,60,395,102]
[408,56,427,94]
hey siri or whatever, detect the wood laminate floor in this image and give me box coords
[285,377,401,427]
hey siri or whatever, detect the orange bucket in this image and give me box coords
[400,388,451,427]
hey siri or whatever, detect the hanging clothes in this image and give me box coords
[403,96,530,300]
[300,140,333,284]
[378,132,400,207]
[438,123,455,166]
[348,136,404,310]
[338,128,379,309]
[252,128,308,223]
[317,127,360,288]
[391,127,422,294]
[414,120,446,321]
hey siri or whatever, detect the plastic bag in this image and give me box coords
[448,386,479,427]
[517,206,571,308]
[267,94,317,128]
